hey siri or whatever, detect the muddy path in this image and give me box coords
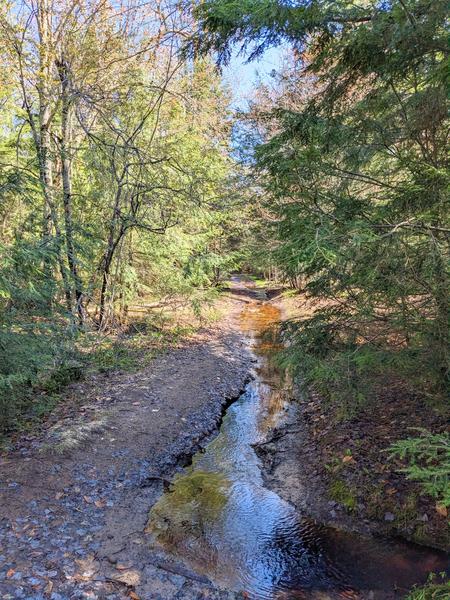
[0,279,259,600]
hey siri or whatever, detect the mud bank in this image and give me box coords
[256,384,450,553]
[254,287,450,558]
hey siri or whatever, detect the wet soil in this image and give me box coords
[0,281,257,600]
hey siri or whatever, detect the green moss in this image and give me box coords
[147,470,230,543]
[329,479,358,511]
[406,574,450,600]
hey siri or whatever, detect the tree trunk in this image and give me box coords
[39,113,72,312]
[58,56,85,325]
[99,216,125,329]
[36,0,72,311]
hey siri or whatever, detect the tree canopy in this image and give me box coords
[193,0,449,405]
[0,0,247,433]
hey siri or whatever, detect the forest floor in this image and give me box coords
[256,294,450,554]
[0,281,448,600]
[0,280,256,600]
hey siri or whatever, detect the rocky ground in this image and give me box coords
[0,283,256,600]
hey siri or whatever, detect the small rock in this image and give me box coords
[384,512,395,522]
[420,513,429,522]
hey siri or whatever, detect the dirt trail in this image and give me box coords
[0,281,257,600]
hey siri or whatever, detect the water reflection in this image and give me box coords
[147,298,449,599]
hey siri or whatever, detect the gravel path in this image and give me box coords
[0,284,256,600]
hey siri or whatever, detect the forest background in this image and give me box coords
[0,1,448,569]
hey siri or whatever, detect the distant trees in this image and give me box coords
[194,0,449,402]
[0,0,238,322]
[0,0,243,432]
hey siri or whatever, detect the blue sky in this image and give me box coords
[222,46,284,108]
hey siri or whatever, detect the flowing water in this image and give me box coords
[147,295,449,599]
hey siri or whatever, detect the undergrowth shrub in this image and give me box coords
[0,319,80,436]
[406,573,450,600]
[279,312,446,417]
[389,429,450,508]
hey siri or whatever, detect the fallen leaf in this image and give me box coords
[73,573,91,583]
[6,568,15,578]
[94,499,105,508]
[436,504,448,518]
[83,495,93,504]
[45,580,53,594]
[114,569,140,586]
[55,492,64,500]
[342,455,354,464]
[75,556,99,579]
[129,592,140,600]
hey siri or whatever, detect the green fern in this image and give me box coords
[389,430,450,508]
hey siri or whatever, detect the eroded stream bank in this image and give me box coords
[147,287,449,600]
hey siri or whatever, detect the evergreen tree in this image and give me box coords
[194,0,449,402]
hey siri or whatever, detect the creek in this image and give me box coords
[147,296,449,599]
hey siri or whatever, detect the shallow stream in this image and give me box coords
[148,296,449,599]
